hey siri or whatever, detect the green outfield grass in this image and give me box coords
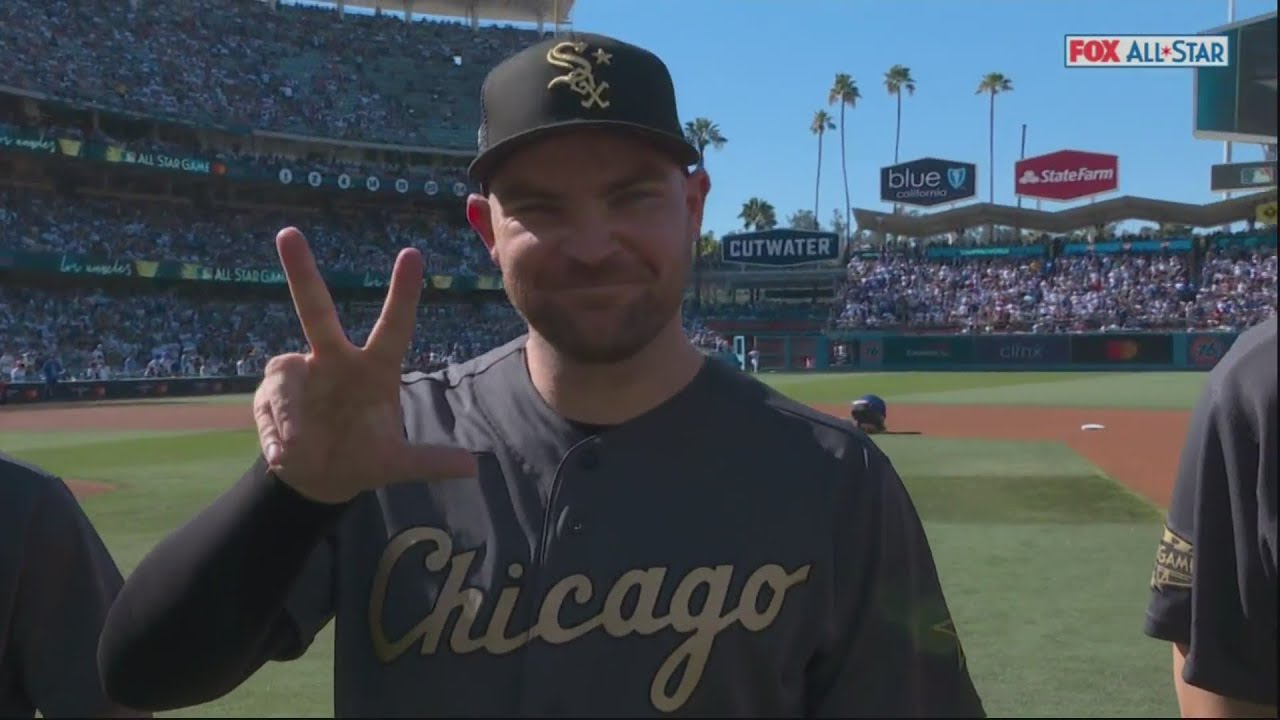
[5,370,1198,717]
[764,369,1209,410]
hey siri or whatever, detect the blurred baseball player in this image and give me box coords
[99,34,984,717]
[850,393,888,434]
[0,452,148,718]
[1143,315,1276,718]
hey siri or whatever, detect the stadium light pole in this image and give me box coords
[1223,0,1235,202]
[1014,123,1027,242]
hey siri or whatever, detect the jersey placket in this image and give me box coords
[517,434,605,715]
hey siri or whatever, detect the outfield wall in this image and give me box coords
[740,330,1242,372]
[0,332,1242,407]
[0,375,261,405]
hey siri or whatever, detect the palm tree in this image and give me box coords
[787,209,819,230]
[682,118,727,310]
[809,110,835,221]
[827,73,861,242]
[683,118,727,169]
[976,72,1013,204]
[738,197,777,231]
[883,65,916,165]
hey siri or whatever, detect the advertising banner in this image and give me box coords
[1071,334,1173,364]
[104,146,228,176]
[926,245,1047,259]
[882,336,972,366]
[1014,149,1119,202]
[859,338,883,368]
[0,126,472,197]
[1210,160,1277,192]
[1185,332,1239,368]
[973,335,1071,365]
[3,251,505,294]
[1257,200,1278,226]
[879,157,978,208]
[721,229,841,266]
[1062,238,1193,255]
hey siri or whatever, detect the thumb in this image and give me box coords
[389,442,480,484]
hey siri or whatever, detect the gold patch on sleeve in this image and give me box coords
[1150,525,1194,591]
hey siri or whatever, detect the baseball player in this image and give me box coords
[1143,315,1276,718]
[98,34,984,717]
[850,393,888,434]
[0,452,148,718]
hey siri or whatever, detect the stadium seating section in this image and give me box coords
[0,0,544,149]
[0,2,1275,383]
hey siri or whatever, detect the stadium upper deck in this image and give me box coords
[0,0,554,150]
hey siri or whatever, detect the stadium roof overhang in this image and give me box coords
[852,189,1279,238]
[335,0,574,24]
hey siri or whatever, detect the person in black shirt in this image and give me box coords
[97,34,985,717]
[1144,315,1277,717]
[0,452,147,718]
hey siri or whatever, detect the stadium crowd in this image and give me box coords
[0,286,526,383]
[0,287,734,383]
[832,241,1277,333]
[0,0,543,148]
[0,188,488,275]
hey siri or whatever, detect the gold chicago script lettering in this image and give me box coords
[369,527,812,713]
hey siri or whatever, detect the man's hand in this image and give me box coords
[253,228,478,505]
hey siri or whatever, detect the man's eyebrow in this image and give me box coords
[602,166,671,195]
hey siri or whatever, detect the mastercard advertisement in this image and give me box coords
[1073,334,1173,364]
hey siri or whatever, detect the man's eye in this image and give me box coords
[616,189,658,204]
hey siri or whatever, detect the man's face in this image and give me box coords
[468,130,710,364]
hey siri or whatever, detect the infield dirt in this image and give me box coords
[6,400,1185,507]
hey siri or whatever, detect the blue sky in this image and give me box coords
[563,0,1276,235]
[298,0,1275,236]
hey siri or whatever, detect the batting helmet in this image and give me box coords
[850,394,888,434]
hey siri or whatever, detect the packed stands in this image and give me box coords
[0,286,525,381]
[0,0,545,149]
[830,232,1276,333]
[0,188,487,274]
[0,0,1274,383]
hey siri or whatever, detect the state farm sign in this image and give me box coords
[1014,149,1119,202]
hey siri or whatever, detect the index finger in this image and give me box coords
[276,227,348,356]
[364,247,425,368]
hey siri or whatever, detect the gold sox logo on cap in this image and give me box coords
[546,40,612,110]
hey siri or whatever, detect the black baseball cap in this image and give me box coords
[468,33,701,186]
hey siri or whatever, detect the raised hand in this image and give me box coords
[253,227,478,504]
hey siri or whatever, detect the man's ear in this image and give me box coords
[466,193,499,265]
[685,167,711,229]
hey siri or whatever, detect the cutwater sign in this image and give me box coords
[721,229,841,267]
[879,157,978,208]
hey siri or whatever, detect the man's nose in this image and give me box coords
[556,215,619,265]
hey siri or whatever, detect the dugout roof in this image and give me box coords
[330,0,574,24]
[853,189,1279,238]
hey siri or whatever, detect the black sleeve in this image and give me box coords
[1143,359,1277,705]
[97,455,349,712]
[13,475,148,718]
[808,442,986,717]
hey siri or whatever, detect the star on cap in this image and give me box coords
[593,48,612,65]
